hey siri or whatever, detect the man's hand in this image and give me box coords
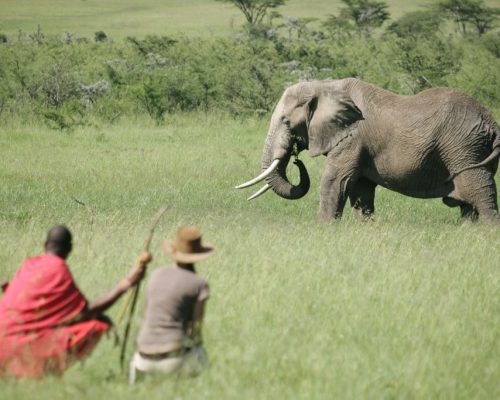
[138,251,153,266]
[86,251,153,316]
[118,251,152,291]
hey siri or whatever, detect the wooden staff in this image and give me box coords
[118,205,170,370]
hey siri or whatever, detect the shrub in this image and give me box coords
[94,31,108,42]
[0,14,498,125]
[387,11,443,39]
[446,40,500,108]
[479,32,500,58]
[134,74,169,124]
[389,36,461,92]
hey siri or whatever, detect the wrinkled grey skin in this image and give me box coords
[253,78,500,222]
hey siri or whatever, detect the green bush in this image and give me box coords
[479,31,500,58]
[134,74,169,124]
[389,35,461,92]
[0,20,498,126]
[94,31,108,43]
[446,39,500,109]
[387,11,442,39]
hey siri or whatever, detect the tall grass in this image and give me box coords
[0,115,499,399]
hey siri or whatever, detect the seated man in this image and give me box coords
[129,226,213,383]
[0,225,151,379]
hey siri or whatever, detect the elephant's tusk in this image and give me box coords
[235,159,280,189]
[247,184,271,201]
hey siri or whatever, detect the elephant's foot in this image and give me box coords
[476,208,500,224]
[318,210,343,223]
[443,200,499,223]
[349,178,376,222]
[351,207,375,221]
[446,170,498,223]
[460,204,479,221]
[319,191,348,222]
[443,197,480,222]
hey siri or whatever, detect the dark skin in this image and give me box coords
[44,225,151,322]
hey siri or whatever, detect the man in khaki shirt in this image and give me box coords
[130,226,213,383]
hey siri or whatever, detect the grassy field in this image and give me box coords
[0,115,499,399]
[3,0,495,39]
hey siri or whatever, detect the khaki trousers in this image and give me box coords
[129,346,207,384]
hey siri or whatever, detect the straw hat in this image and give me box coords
[162,226,214,263]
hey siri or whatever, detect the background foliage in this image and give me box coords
[0,0,499,127]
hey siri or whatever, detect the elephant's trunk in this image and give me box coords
[236,96,310,200]
[262,153,310,200]
[260,118,310,200]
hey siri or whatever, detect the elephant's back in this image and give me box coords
[409,87,498,177]
[413,87,495,124]
[362,87,497,194]
[392,87,496,142]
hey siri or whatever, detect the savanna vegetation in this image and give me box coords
[1,1,499,399]
[0,0,499,127]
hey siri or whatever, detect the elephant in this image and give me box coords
[236,78,500,222]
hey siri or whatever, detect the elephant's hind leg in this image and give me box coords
[349,178,376,220]
[442,197,479,221]
[460,204,479,220]
[449,169,499,222]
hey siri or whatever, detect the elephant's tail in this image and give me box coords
[446,128,500,182]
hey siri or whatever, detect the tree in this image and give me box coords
[436,0,500,36]
[286,16,318,40]
[467,4,500,35]
[321,14,356,41]
[216,0,288,26]
[479,32,500,58]
[387,11,442,39]
[339,0,390,35]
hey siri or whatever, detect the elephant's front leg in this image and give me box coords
[349,177,377,220]
[319,163,352,221]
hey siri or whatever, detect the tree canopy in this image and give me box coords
[340,0,390,33]
[216,0,288,26]
[436,0,500,35]
[387,11,442,38]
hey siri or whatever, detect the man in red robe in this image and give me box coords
[0,225,151,378]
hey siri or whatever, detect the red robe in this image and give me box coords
[0,253,109,378]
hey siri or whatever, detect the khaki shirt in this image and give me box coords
[136,266,209,354]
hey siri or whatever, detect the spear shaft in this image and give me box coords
[118,205,170,370]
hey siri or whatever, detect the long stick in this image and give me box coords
[119,205,170,370]
[117,204,170,322]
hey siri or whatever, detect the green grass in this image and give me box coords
[0,115,499,399]
[5,0,497,39]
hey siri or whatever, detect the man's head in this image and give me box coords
[44,225,73,259]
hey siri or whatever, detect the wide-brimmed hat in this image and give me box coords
[162,226,214,263]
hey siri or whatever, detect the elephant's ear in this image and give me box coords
[306,91,363,157]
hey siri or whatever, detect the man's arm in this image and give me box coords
[81,252,151,320]
[188,298,207,345]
